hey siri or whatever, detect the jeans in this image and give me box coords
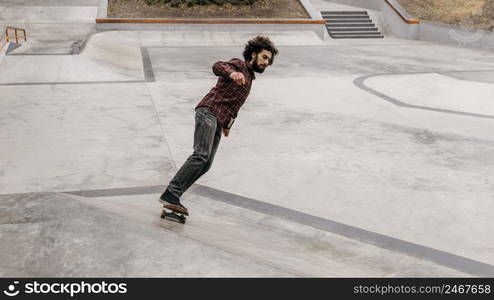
[165,106,222,200]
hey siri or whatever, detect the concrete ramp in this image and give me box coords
[5,23,95,55]
[0,2,97,54]
[0,192,290,277]
[0,31,144,84]
[0,190,467,277]
[0,29,324,84]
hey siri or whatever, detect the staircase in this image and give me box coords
[321,11,384,39]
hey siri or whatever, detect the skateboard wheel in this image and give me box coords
[161,210,186,224]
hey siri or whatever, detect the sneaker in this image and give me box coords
[159,190,189,216]
[159,189,178,203]
[162,201,189,216]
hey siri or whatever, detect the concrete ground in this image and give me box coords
[1,0,494,277]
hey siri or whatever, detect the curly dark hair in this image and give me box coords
[242,36,279,65]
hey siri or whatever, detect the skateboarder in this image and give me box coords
[159,36,278,216]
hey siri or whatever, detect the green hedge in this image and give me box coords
[145,0,256,7]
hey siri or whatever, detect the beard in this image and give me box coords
[252,56,266,73]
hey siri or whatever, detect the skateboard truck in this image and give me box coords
[161,208,187,224]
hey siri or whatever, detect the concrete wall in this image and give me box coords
[96,23,326,40]
[381,0,418,39]
[97,0,107,19]
[419,21,494,51]
[300,0,323,20]
[367,10,387,35]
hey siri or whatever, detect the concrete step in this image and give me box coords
[321,11,368,15]
[322,9,383,39]
[321,15,370,20]
[326,23,375,27]
[330,31,382,36]
[328,27,378,31]
[324,19,373,23]
[322,14,370,18]
[321,15,370,19]
[330,35,384,39]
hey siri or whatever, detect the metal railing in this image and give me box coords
[0,26,27,52]
[5,26,28,43]
[385,0,420,24]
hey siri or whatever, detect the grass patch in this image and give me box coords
[397,0,494,31]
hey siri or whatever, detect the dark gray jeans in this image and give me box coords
[166,106,222,200]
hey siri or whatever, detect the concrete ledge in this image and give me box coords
[97,0,108,19]
[96,23,326,40]
[419,21,494,51]
[96,18,326,24]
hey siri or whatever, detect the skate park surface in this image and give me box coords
[1,0,494,277]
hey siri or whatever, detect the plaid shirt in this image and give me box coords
[196,58,256,129]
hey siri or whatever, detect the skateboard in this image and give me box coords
[160,206,187,224]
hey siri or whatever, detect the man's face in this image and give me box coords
[251,49,273,73]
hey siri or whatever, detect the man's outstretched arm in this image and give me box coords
[212,61,245,85]
[212,61,237,77]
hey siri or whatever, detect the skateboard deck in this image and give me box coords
[160,207,187,224]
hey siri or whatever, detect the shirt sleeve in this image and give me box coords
[212,59,242,78]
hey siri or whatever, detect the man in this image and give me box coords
[159,36,279,216]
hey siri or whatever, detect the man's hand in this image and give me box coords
[229,72,245,85]
[222,129,230,137]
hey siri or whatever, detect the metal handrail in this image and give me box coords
[0,26,27,52]
[385,0,420,24]
[4,26,28,44]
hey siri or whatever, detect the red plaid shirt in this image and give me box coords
[196,58,256,129]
